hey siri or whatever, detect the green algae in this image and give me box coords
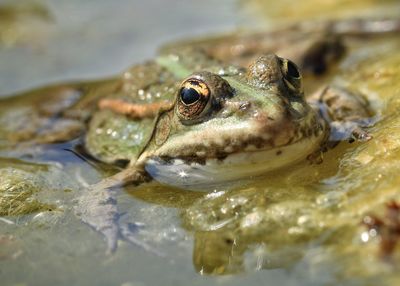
[0,168,55,216]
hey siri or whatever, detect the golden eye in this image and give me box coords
[286,60,300,79]
[279,58,303,94]
[177,78,210,120]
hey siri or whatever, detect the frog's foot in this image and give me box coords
[75,187,159,255]
[75,185,120,253]
[75,168,156,254]
[349,126,372,143]
[328,121,373,143]
[98,98,172,119]
[311,85,374,143]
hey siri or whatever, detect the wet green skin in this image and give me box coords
[0,48,326,166]
[85,50,312,166]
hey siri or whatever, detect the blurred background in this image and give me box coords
[1,0,399,95]
[0,0,247,95]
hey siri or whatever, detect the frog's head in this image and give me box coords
[138,54,326,189]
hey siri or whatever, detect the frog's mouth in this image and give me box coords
[144,132,325,190]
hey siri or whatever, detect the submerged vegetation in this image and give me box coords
[0,168,55,216]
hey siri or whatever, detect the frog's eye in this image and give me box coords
[280,58,303,94]
[180,85,202,105]
[177,78,210,121]
[286,60,300,78]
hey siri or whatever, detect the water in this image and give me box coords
[0,0,250,96]
[1,1,400,286]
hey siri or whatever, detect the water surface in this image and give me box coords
[1,1,400,286]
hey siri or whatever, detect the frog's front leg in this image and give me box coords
[75,167,153,254]
[309,85,373,143]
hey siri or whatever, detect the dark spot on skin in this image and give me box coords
[314,125,322,137]
[281,97,290,105]
[245,137,267,149]
[216,151,228,161]
[298,127,305,138]
[225,238,234,245]
[158,156,174,165]
[180,156,207,166]
[301,127,307,137]
[276,150,282,155]
[188,80,201,86]
[267,138,275,148]
[114,159,130,168]
[267,116,274,121]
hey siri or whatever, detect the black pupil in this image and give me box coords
[180,87,200,105]
[287,61,300,78]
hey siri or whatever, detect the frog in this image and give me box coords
[99,54,374,186]
[75,52,373,252]
[1,17,399,253]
